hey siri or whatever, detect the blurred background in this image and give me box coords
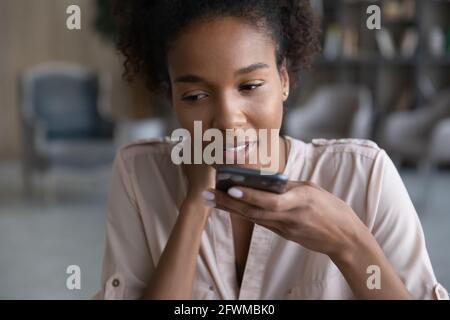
[0,0,449,299]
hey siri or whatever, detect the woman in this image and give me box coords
[95,0,448,299]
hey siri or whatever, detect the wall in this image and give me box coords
[0,0,132,160]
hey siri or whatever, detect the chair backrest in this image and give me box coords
[285,84,373,140]
[21,63,112,141]
[349,86,373,139]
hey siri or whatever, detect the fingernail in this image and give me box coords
[228,187,243,199]
[201,190,215,201]
[204,200,216,208]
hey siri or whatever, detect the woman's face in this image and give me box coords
[167,16,289,170]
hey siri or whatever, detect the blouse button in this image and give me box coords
[209,285,214,291]
[112,279,120,287]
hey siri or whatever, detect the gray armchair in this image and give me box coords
[418,117,450,212]
[378,89,450,163]
[284,84,373,142]
[378,89,450,213]
[428,118,450,165]
[19,62,116,199]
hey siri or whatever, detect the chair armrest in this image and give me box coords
[429,118,450,162]
[382,108,435,141]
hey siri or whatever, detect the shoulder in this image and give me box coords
[112,137,185,203]
[286,137,388,179]
[117,137,174,162]
[308,138,382,161]
[114,137,177,176]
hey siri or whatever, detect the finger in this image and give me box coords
[224,185,297,212]
[284,180,325,208]
[286,180,325,191]
[211,189,289,222]
[213,201,286,234]
[213,201,257,222]
[285,180,301,191]
[225,179,322,211]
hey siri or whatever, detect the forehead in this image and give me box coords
[167,17,277,78]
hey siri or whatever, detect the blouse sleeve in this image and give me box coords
[367,149,449,300]
[93,148,155,299]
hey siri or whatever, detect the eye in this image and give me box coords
[182,93,208,102]
[239,82,264,92]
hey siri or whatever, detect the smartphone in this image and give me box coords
[216,166,288,194]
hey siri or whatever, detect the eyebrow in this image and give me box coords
[174,62,270,83]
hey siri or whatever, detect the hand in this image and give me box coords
[207,181,414,300]
[182,163,216,203]
[207,181,368,259]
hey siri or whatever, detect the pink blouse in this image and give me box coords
[94,136,449,300]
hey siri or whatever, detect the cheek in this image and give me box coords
[173,103,211,131]
[247,89,284,129]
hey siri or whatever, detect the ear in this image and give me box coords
[279,59,290,102]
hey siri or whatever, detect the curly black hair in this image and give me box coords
[113,0,321,96]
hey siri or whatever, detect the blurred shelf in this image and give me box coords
[420,56,450,65]
[315,56,450,66]
[314,56,419,66]
[304,0,450,141]
[383,19,416,26]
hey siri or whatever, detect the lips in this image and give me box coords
[223,143,248,152]
[223,141,257,162]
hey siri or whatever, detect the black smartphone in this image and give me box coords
[215,166,288,194]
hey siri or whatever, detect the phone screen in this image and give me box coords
[215,166,288,194]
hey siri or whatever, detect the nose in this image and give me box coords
[211,92,246,131]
